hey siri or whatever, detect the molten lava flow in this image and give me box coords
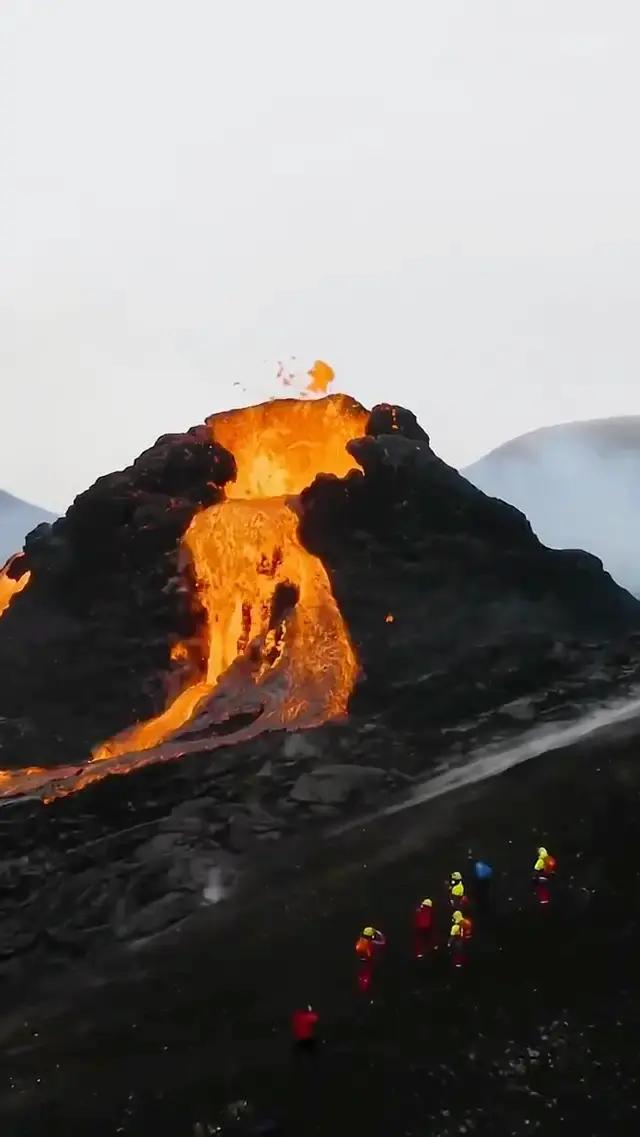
[87,393,369,770]
[0,554,31,617]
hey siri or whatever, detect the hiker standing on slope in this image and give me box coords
[412,898,436,960]
[449,909,473,968]
[472,859,493,910]
[355,926,386,992]
[448,871,467,908]
[533,846,556,906]
[291,1005,319,1055]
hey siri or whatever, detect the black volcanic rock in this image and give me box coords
[365,400,430,440]
[301,415,640,728]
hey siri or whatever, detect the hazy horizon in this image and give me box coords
[2,2,640,513]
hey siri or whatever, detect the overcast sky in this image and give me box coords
[1,1,639,512]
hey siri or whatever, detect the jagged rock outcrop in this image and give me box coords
[0,488,56,566]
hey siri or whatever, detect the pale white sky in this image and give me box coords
[1,0,639,512]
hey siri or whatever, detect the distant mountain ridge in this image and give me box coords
[0,489,57,565]
[469,416,640,460]
[464,416,640,596]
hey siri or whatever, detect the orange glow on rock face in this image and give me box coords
[0,555,31,617]
[170,641,189,662]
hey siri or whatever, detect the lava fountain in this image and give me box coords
[0,393,369,801]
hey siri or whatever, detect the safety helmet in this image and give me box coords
[451,871,462,882]
[362,926,375,938]
[538,846,548,858]
[452,910,463,923]
[421,898,433,907]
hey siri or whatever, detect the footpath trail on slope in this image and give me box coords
[1,712,640,1136]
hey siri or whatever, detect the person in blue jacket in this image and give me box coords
[472,859,493,908]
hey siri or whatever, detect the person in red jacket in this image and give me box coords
[449,910,473,968]
[291,1005,319,1054]
[413,897,435,959]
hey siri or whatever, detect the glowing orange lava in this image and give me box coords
[0,391,369,802]
[207,394,365,499]
[90,393,367,765]
[0,554,31,617]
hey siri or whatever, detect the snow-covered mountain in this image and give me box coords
[464,416,640,597]
[0,489,57,565]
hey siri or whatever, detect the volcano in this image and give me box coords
[1,392,640,974]
[0,392,639,797]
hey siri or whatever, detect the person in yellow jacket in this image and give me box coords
[534,846,556,874]
[533,846,556,906]
[355,926,386,992]
[452,909,473,938]
[449,910,472,967]
[355,926,386,959]
[448,871,467,907]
